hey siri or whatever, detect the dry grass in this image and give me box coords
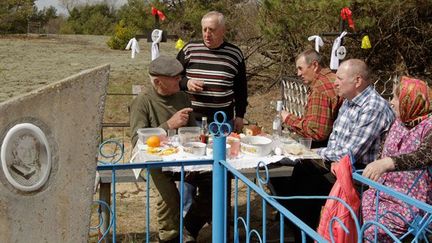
[0,34,281,242]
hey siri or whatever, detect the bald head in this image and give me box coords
[335,59,371,100]
[340,59,371,85]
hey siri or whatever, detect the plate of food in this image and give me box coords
[137,135,179,157]
[282,143,321,159]
[145,146,179,156]
[283,143,306,155]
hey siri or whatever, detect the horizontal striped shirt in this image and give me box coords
[318,86,395,165]
[177,41,247,121]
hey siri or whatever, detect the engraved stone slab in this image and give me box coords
[0,65,109,242]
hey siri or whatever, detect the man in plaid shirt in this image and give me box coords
[279,59,395,243]
[282,49,343,148]
[317,59,395,165]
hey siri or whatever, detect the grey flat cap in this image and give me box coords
[149,56,183,77]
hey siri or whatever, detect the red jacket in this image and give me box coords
[317,155,360,242]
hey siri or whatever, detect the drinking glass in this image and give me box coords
[298,137,312,150]
[228,137,240,158]
[167,129,178,146]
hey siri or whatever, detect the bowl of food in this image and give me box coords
[178,127,201,145]
[183,142,207,156]
[240,135,273,156]
[137,128,166,145]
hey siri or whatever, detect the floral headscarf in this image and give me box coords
[398,76,432,127]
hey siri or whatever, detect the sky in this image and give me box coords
[35,0,127,15]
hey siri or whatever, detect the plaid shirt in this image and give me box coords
[285,68,343,141]
[318,86,395,164]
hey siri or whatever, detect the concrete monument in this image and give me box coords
[0,65,109,242]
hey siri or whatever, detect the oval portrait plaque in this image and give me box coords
[1,123,52,192]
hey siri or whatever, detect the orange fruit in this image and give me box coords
[146,135,161,147]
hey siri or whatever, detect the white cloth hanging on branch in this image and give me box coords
[125,37,140,59]
[151,29,163,60]
[330,31,347,70]
[308,35,324,52]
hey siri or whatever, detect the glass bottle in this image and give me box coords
[272,100,283,138]
[200,116,208,143]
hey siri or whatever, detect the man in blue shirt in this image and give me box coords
[318,58,395,165]
[282,59,395,242]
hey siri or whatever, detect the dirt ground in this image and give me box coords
[0,34,282,242]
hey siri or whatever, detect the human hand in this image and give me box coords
[281,110,289,122]
[233,117,244,133]
[362,157,395,181]
[167,108,193,129]
[330,162,337,175]
[187,79,204,92]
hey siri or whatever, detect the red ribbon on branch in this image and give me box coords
[340,7,355,31]
[151,6,166,21]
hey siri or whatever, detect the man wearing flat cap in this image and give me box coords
[130,55,195,145]
[130,56,204,243]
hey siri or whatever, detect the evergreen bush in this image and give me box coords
[107,20,137,50]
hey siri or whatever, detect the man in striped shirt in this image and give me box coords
[176,11,247,240]
[177,11,248,132]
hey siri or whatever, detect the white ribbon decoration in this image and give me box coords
[330,31,347,70]
[151,29,163,60]
[307,35,324,52]
[125,37,140,59]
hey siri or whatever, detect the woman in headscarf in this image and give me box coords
[362,76,432,242]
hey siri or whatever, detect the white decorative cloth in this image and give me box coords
[125,37,140,59]
[307,35,324,52]
[330,31,347,70]
[151,29,163,60]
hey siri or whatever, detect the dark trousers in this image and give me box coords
[270,160,334,243]
[183,172,213,238]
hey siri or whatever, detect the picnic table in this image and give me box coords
[96,136,324,240]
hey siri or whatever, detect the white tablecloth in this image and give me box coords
[129,140,322,179]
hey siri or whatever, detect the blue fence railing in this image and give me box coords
[92,112,432,243]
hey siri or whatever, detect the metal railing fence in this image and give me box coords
[281,76,395,117]
[91,112,432,243]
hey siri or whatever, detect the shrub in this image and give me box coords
[107,20,137,50]
[59,22,75,34]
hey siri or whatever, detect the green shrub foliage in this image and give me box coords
[59,3,116,35]
[107,20,137,50]
[2,0,431,79]
[258,0,432,78]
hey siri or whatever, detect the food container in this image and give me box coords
[240,135,273,156]
[137,128,166,144]
[178,127,201,145]
[280,136,297,145]
[183,142,206,156]
[282,143,305,156]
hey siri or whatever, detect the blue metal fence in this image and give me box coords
[92,112,432,242]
